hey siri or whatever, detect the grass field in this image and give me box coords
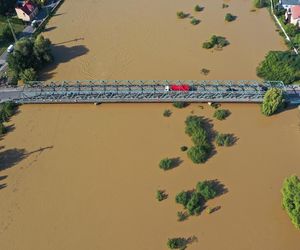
[0,20,25,54]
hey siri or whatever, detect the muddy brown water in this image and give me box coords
[0,0,299,249]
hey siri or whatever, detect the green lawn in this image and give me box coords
[0,19,25,54]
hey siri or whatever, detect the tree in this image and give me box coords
[196,181,217,200]
[0,101,15,122]
[261,88,284,116]
[33,34,53,67]
[191,128,208,146]
[1,24,13,41]
[7,35,53,81]
[185,115,204,136]
[175,191,191,208]
[187,145,209,164]
[159,158,173,170]
[215,133,233,146]
[0,122,6,135]
[257,51,300,84]
[213,109,230,120]
[7,38,35,77]
[20,68,37,83]
[167,238,188,249]
[281,175,300,229]
[0,0,16,15]
[186,192,204,215]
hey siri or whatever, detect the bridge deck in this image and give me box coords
[0,80,299,104]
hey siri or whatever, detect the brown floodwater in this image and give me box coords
[0,0,299,249]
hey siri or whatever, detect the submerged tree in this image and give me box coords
[261,88,284,116]
[281,175,300,229]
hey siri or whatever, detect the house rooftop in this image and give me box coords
[16,1,36,16]
[281,0,300,5]
[291,5,300,18]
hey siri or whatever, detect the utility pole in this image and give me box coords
[7,18,17,43]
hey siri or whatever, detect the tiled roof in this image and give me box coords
[291,5,300,19]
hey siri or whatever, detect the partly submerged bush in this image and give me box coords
[202,35,229,49]
[167,237,188,249]
[225,13,236,22]
[190,18,200,25]
[196,180,218,200]
[177,11,188,19]
[213,109,230,120]
[187,145,210,164]
[194,5,203,11]
[159,158,174,170]
[163,109,172,117]
[261,88,284,116]
[215,133,234,146]
[173,102,187,109]
[156,190,168,201]
[281,175,300,229]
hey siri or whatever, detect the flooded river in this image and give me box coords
[0,0,299,249]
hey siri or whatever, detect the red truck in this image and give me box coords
[165,84,190,91]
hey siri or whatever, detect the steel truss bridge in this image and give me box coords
[0,80,299,104]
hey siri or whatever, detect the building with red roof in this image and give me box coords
[15,0,38,22]
[290,5,300,26]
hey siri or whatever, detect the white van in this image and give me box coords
[7,45,14,53]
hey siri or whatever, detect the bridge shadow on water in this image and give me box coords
[40,43,89,80]
[0,146,53,190]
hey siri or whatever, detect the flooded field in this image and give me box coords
[0,0,299,249]
[41,0,285,80]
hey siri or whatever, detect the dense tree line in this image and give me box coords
[7,34,53,83]
[257,51,300,84]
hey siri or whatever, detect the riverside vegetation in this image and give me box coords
[281,175,300,229]
[7,35,53,84]
[202,35,229,49]
[261,88,284,116]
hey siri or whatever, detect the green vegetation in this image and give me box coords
[156,190,168,201]
[159,158,179,171]
[159,158,173,170]
[173,102,187,109]
[253,0,268,8]
[177,11,188,19]
[185,116,211,164]
[175,180,224,217]
[7,35,53,83]
[213,109,230,120]
[177,211,188,221]
[194,5,204,12]
[256,51,300,84]
[0,101,17,136]
[180,146,188,152]
[196,180,218,200]
[225,13,236,22]
[215,133,234,147]
[0,19,25,54]
[20,68,37,82]
[163,109,172,117]
[202,35,229,49]
[190,18,200,25]
[222,3,229,8]
[281,175,300,229]
[261,88,284,116]
[175,191,191,208]
[167,237,188,249]
[187,145,210,164]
